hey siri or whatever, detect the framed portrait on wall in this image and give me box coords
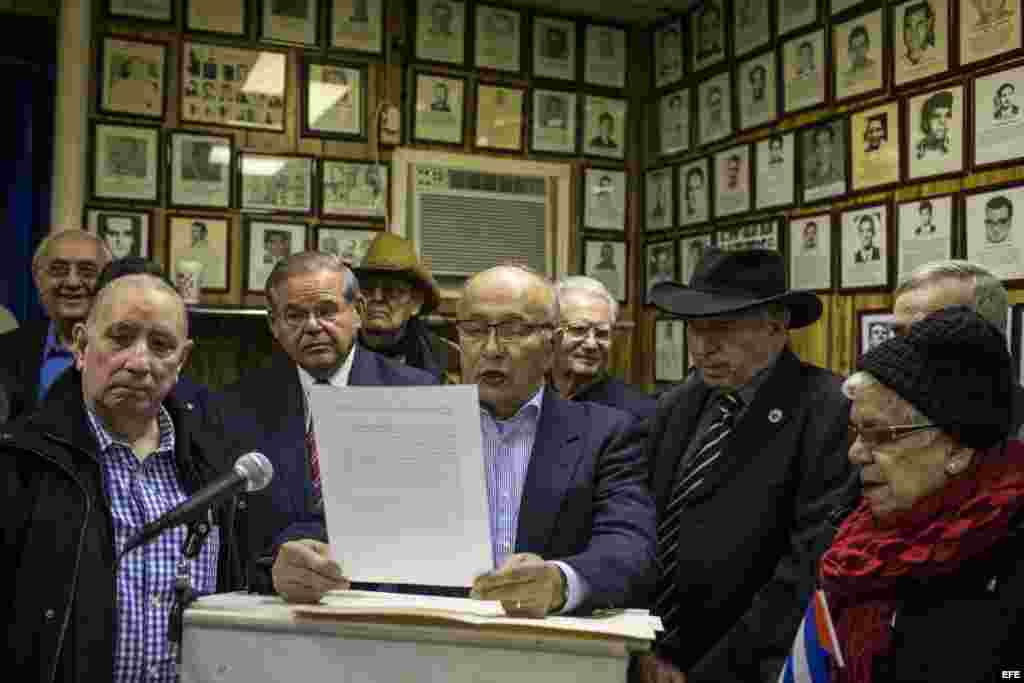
[659,89,690,156]
[475,84,525,152]
[90,122,160,204]
[243,219,308,294]
[832,0,868,15]
[850,101,901,192]
[833,8,886,103]
[98,37,167,119]
[260,0,317,45]
[782,29,827,115]
[800,118,849,205]
[107,0,173,23]
[973,65,1024,170]
[840,202,891,291]
[301,59,367,140]
[321,159,388,220]
[678,158,711,228]
[734,0,772,57]
[413,72,466,146]
[789,213,833,291]
[645,240,677,301]
[329,0,385,54]
[582,239,628,303]
[653,18,684,89]
[166,215,230,293]
[691,0,727,73]
[185,0,247,37]
[906,83,965,180]
[530,89,576,155]
[583,167,626,231]
[857,309,897,356]
[896,194,955,281]
[239,153,315,215]
[713,144,753,218]
[181,42,287,132]
[533,15,577,82]
[316,225,379,266]
[680,233,713,282]
[892,0,951,88]
[645,167,674,231]
[582,95,628,160]
[963,182,1024,281]
[474,4,522,73]
[86,207,153,260]
[654,318,688,383]
[584,24,627,89]
[778,0,818,37]
[716,218,781,252]
[696,71,733,147]
[755,132,796,211]
[960,0,1022,67]
[737,50,778,131]
[168,131,232,210]
[415,0,466,66]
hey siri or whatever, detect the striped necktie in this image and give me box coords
[654,391,743,643]
[306,377,331,507]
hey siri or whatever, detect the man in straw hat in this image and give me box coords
[635,248,854,683]
[353,233,459,383]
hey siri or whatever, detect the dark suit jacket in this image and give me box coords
[646,348,853,682]
[0,320,49,423]
[573,375,657,422]
[218,345,438,590]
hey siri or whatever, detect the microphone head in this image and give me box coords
[233,452,274,492]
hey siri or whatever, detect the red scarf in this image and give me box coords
[819,440,1024,683]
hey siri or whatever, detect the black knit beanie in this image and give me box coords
[857,305,1014,450]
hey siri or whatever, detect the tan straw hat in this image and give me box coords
[352,233,442,313]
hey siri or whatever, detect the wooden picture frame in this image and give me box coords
[532,14,578,82]
[98,36,168,120]
[734,0,773,58]
[679,232,714,283]
[905,81,966,181]
[800,117,849,206]
[260,0,318,46]
[754,132,797,211]
[238,152,315,215]
[696,70,734,147]
[691,0,728,74]
[850,100,902,193]
[713,144,753,219]
[839,201,892,291]
[645,167,675,232]
[778,0,819,37]
[300,58,368,141]
[329,0,386,55]
[474,82,525,153]
[584,23,627,89]
[659,88,691,156]
[412,71,467,147]
[782,28,828,116]
[582,94,628,160]
[833,7,888,105]
[678,157,712,228]
[530,89,577,155]
[962,180,1024,282]
[167,130,233,210]
[85,206,153,260]
[645,238,678,302]
[788,212,834,292]
[856,308,897,357]
[414,0,467,67]
[166,214,231,293]
[959,0,1022,68]
[582,166,627,232]
[185,0,249,38]
[90,121,161,205]
[716,217,783,252]
[736,49,779,133]
[891,0,952,89]
[316,224,381,266]
[243,218,309,294]
[653,17,685,90]
[474,4,523,74]
[895,193,956,282]
[320,159,388,221]
[972,63,1024,171]
[654,318,688,383]
[582,239,628,303]
[107,0,174,24]
[832,0,869,17]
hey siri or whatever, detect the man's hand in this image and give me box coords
[634,653,687,683]
[470,553,566,618]
[272,539,349,604]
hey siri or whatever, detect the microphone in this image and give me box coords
[122,452,273,555]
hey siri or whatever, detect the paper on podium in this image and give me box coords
[308,384,492,587]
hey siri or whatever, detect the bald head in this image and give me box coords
[87,274,188,338]
[459,265,559,324]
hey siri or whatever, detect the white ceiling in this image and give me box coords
[512,0,698,25]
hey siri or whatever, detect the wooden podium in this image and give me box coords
[181,592,655,683]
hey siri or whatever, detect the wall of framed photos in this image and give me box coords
[636,0,1024,390]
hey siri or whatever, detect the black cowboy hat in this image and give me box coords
[650,248,823,329]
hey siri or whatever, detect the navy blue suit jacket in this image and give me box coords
[572,375,657,422]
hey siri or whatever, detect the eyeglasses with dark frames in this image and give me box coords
[456,319,554,342]
[848,422,940,448]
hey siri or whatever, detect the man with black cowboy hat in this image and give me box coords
[635,248,853,683]
[353,233,459,383]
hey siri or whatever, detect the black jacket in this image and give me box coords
[0,319,49,423]
[573,375,657,422]
[0,371,246,683]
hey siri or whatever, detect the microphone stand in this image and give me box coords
[168,515,213,669]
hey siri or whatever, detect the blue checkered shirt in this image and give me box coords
[87,406,220,683]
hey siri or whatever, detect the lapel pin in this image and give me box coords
[768,409,783,424]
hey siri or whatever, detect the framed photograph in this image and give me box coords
[413,72,466,146]
[857,309,897,356]
[907,83,966,180]
[896,194,955,281]
[963,182,1024,281]
[782,29,827,115]
[91,122,160,204]
[85,207,153,260]
[755,132,797,211]
[653,18,685,89]
[244,219,308,294]
[583,239,628,303]
[321,159,388,220]
[474,4,522,73]
[107,0,173,23]
[655,319,688,383]
[714,145,753,218]
[696,71,733,147]
[330,0,385,55]
[582,95,628,160]
[168,131,232,210]
[645,240,678,301]
[737,50,779,132]
[840,202,891,291]
[475,83,525,152]
[261,0,317,45]
[239,153,315,215]
[181,42,287,132]
[301,59,367,140]
[832,0,868,16]
[800,118,849,205]
[680,233,713,282]
[850,101,902,193]
[691,0,727,73]
[778,0,818,37]
[583,167,627,231]
[833,8,887,104]
[316,225,379,266]
[186,0,247,37]
[973,65,1024,169]
[533,16,577,82]
[415,0,466,66]
[892,0,951,88]
[98,37,167,119]
[645,168,674,231]
[734,0,773,57]
[531,89,577,155]
[166,215,230,292]
[679,158,712,228]
[789,213,833,291]
[585,23,627,89]
[716,218,782,252]
[659,89,690,156]
[960,0,1022,67]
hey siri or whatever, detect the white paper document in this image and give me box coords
[308,385,491,587]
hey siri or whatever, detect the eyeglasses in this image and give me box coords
[456,319,553,342]
[43,260,99,280]
[848,422,940,448]
[562,323,612,344]
[276,303,345,329]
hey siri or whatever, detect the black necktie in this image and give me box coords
[654,391,743,643]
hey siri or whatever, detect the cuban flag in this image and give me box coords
[777,590,845,683]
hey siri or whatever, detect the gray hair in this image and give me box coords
[895,260,1008,333]
[555,275,619,323]
[460,264,559,324]
[265,251,360,313]
[842,371,929,425]
[87,273,188,336]
[33,229,112,273]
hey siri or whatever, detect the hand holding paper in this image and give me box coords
[470,553,566,618]
[273,539,350,604]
